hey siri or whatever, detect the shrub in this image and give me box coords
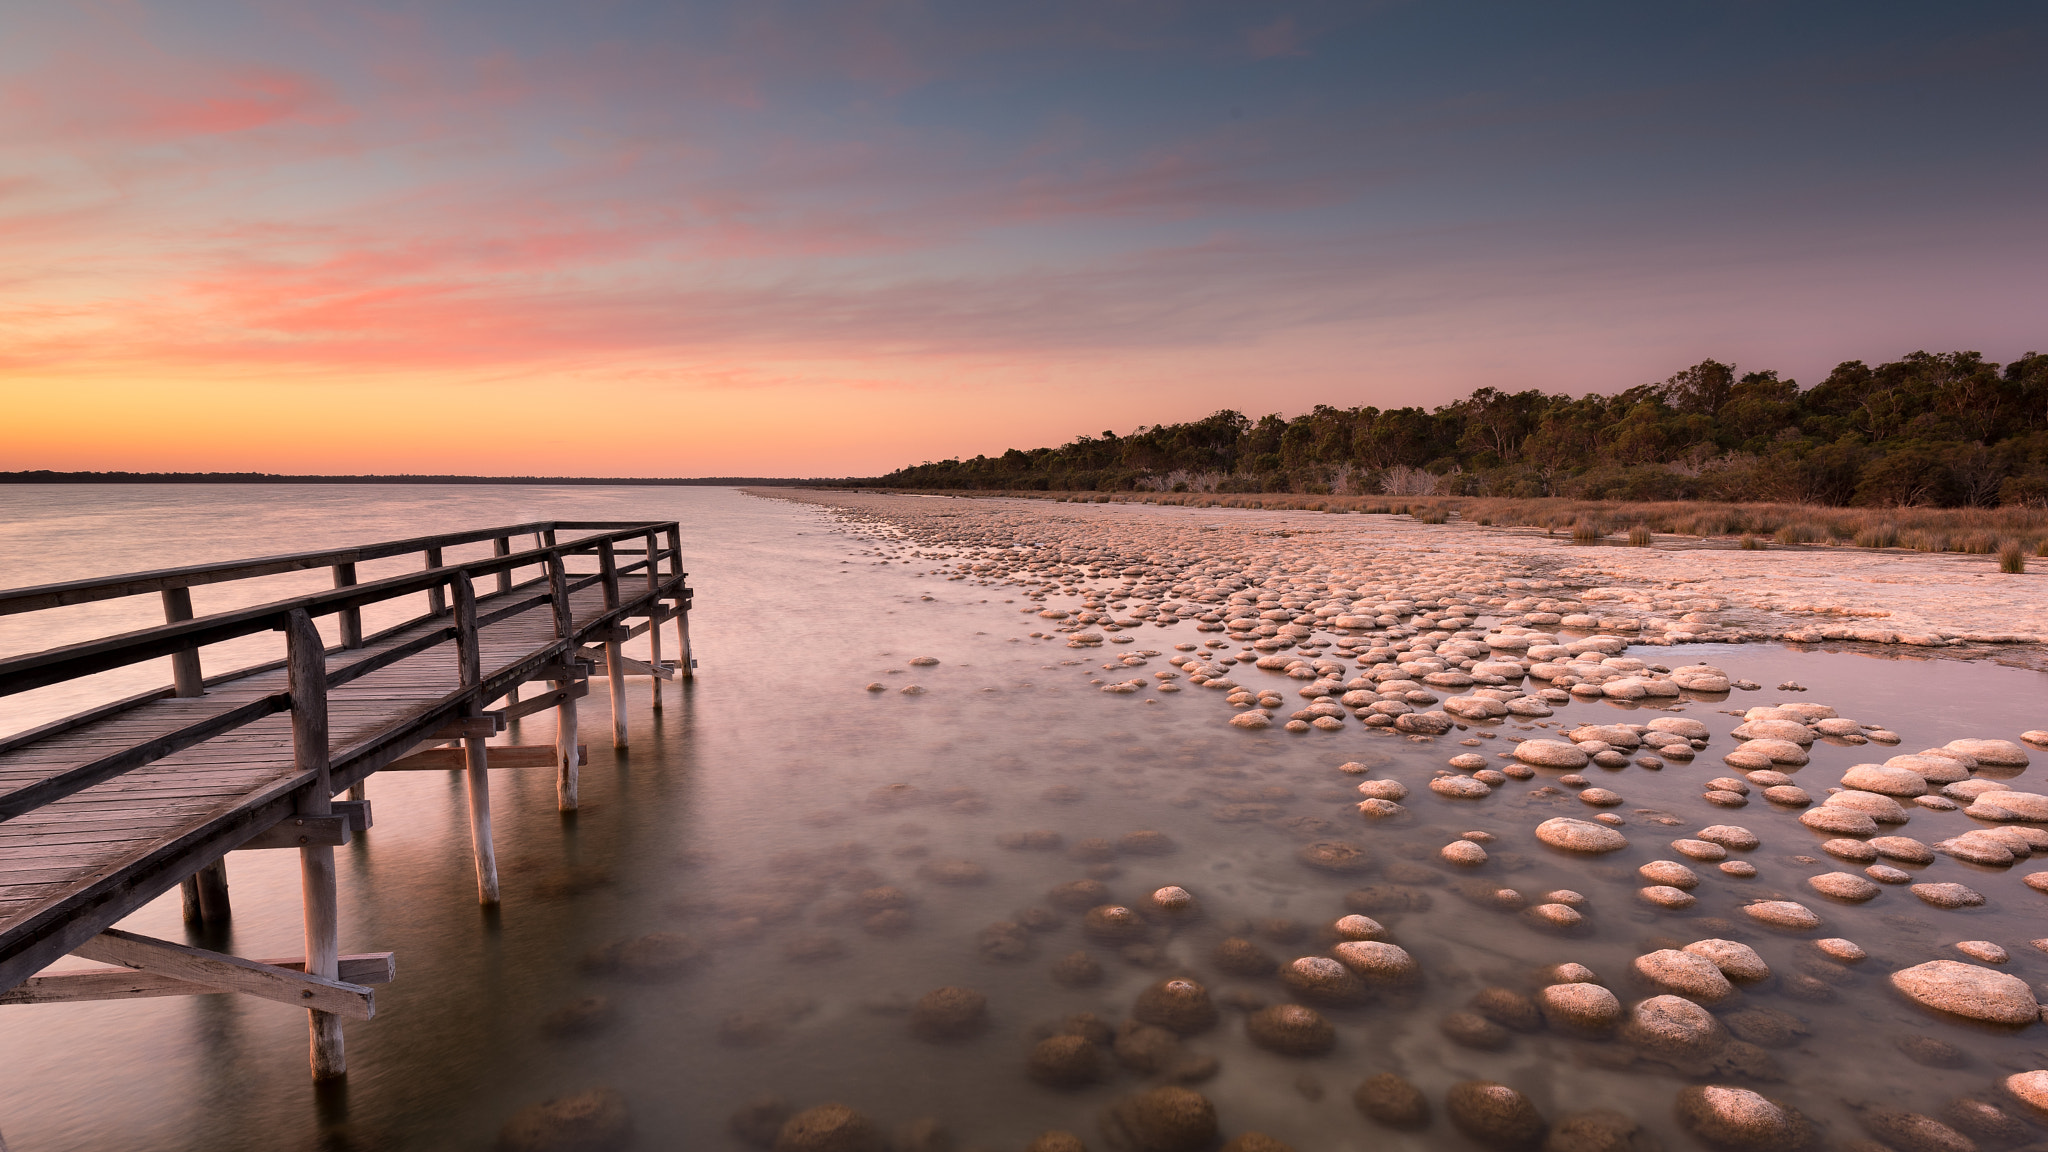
[1774,523,1820,545]
[1739,535,1764,550]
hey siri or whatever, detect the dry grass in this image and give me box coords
[1626,525,1653,547]
[2002,541,2028,574]
[911,489,2048,556]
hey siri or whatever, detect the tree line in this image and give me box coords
[863,350,2048,507]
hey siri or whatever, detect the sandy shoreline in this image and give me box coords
[756,489,2048,672]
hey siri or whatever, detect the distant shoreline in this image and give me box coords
[0,471,831,486]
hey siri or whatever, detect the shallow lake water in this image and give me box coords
[1,485,2046,1152]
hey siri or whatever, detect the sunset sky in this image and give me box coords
[3,1,2044,477]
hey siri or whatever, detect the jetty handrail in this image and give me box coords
[0,519,665,616]
[0,523,688,819]
[0,524,674,697]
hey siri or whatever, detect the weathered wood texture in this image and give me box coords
[0,521,690,997]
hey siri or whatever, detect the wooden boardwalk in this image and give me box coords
[0,521,692,1079]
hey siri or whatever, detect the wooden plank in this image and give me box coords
[69,929,374,1019]
[1,953,394,1005]
[0,694,291,820]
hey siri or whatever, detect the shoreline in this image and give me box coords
[752,488,2048,674]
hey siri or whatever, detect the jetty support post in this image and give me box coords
[424,547,447,616]
[667,527,693,681]
[492,537,520,708]
[166,585,223,919]
[286,607,345,1080]
[452,575,500,905]
[598,540,627,748]
[332,563,362,650]
[644,530,664,712]
[547,552,581,812]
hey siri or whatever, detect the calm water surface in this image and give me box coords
[1,486,2046,1152]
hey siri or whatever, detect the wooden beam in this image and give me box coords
[524,660,592,683]
[235,815,352,851]
[2,953,394,1006]
[429,714,502,740]
[580,648,679,681]
[501,680,587,722]
[68,930,374,1020]
[383,745,586,770]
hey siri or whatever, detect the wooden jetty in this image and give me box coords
[0,521,692,1080]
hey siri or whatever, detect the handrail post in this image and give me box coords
[286,608,344,1080]
[643,531,664,712]
[160,588,205,698]
[452,574,499,905]
[332,563,362,650]
[425,547,446,616]
[598,539,627,748]
[666,527,692,681]
[492,537,512,596]
[547,552,580,811]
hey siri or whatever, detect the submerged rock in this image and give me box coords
[1445,1081,1547,1150]
[1100,1087,1217,1152]
[775,1105,885,1152]
[1246,1004,1336,1055]
[1674,1086,1814,1152]
[1133,979,1218,1035]
[500,1087,633,1152]
[1353,1072,1430,1130]
[1029,1034,1103,1088]
[1540,982,1622,1035]
[1541,1109,1658,1152]
[909,986,989,1041]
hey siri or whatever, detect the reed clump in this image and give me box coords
[2001,541,2028,574]
[1571,522,1604,545]
[1739,535,1764,550]
[1626,525,1653,547]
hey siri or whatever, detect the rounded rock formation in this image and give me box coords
[1540,982,1622,1035]
[1445,1081,1547,1150]
[500,1087,633,1152]
[1246,1004,1336,1055]
[1332,940,1420,985]
[1683,940,1770,983]
[1133,979,1218,1035]
[1674,1086,1814,1152]
[1891,961,2041,1024]
[1029,1034,1103,1088]
[1623,994,1728,1058]
[1100,1086,1218,1152]
[1353,1072,1431,1131]
[910,986,989,1041]
[774,1104,886,1152]
[1633,949,1735,1003]
[1535,818,1629,854]
[1280,956,1367,1004]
